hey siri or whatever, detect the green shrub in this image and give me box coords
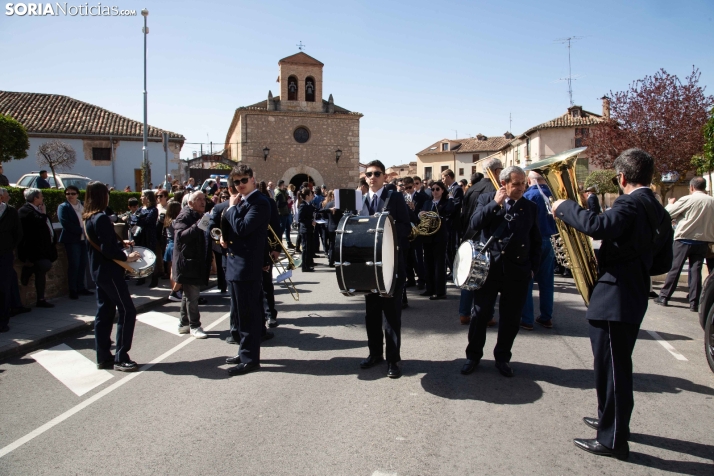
[6,187,142,221]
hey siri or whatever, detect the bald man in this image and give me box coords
[520,171,557,330]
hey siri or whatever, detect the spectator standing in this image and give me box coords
[57,185,93,299]
[134,190,158,287]
[172,191,211,338]
[0,189,29,317]
[36,170,51,189]
[298,188,316,272]
[163,201,183,302]
[654,176,714,312]
[267,181,275,199]
[274,180,292,247]
[0,188,22,332]
[586,187,602,214]
[0,164,9,186]
[520,172,557,330]
[18,188,57,308]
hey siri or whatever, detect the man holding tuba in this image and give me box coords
[460,166,541,378]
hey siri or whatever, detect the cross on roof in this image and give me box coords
[296,41,305,51]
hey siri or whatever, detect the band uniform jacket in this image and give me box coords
[462,179,497,240]
[470,192,541,281]
[420,197,454,245]
[319,201,343,233]
[587,194,602,214]
[298,202,316,234]
[223,192,271,282]
[18,203,57,263]
[209,200,230,254]
[85,212,129,282]
[447,182,464,232]
[556,188,665,325]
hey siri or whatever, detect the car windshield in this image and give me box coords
[61,178,91,190]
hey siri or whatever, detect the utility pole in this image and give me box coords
[141,8,149,191]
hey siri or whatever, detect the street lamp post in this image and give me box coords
[141,8,149,191]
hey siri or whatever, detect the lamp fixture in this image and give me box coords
[335,148,342,164]
[263,146,270,161]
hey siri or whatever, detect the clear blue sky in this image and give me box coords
[2,0,713,168]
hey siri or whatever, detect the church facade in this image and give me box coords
[224,52,362,189]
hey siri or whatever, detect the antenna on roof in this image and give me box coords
[453,130,458,139]
[297,41,305,51]
[555,36,584,106]
[509,113,512,133]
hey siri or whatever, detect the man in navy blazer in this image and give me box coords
[552,149,670,460]
[461,166,541,378]
[221,164,270,376]
[358,160,411,379]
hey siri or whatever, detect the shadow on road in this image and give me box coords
[627,433,714,475]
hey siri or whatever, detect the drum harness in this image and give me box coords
[83,216,136,274]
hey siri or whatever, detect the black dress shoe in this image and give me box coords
[198,297,208,305]
[360,355,384,369]
[69,292,79,300]
[495,361,514,377]
[78,289,94,296]
[583,417,599,430]
[648,291,658,298]
[261,331,275,342]
[653,296,667,306]
[226,335,237,344]
[419,291,431,297]
[573,438,629,460]
[302,268,315,272]
[461,359,479,375]
[690,304,699,312]
[429,294,446,300]
[36,300,54,308]
[97,359,115,370]
[135,278,146,286]
[226,354,240,364]
[227,362,260,376]
[0,325,10,333]
[387,362,402,379]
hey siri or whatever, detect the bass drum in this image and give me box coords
[453,240,490,291]
[124,246,157,279]
[335,213,397,297]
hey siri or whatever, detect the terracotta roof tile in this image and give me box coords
[0,91,185,140]
[278,52,324,66]
[416,136,511,156]
[522,108,603,136]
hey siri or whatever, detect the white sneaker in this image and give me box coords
[191,326,208,339]
[178,325,190,334]
[168,291,182,302]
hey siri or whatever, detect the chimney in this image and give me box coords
[504,132,514,139]
[267,90,275,111]
[601,96,610,119]
[327,94,335,113]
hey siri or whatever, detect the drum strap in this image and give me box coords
[479,211,514,253]
[381,190,394,212]
[84,222,135,274]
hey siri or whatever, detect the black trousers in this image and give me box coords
[229,279,263,365]
[407,239,426,284]
[213,250,226,292]
[446,227,460,272]
[327,231,336,265]
[22,259,52,301]
[364,278,404,363]
[659,240,708,306]
[424,241,447,296]
[588,319,640,449]
[300,230,314,270]
[262,265,277,320]
[466,274,529,363]
[94,275,137,364]
[0,252,14,328]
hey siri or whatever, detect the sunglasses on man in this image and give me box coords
[231,177,251,185]
[65,192,78,196]
[365,171,383,178]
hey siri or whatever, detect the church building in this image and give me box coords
[224,52,362,189]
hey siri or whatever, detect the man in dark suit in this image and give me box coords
[318,195,344,267]
[586,187,602,214]
[459,160,503,326]
[359,160,411,378]
[441,169,463,273]
[36,170,51,189]
[552,148,669,461]
[222,164,270,376]
[18,188,57,308]
[461,165,541,378]
[403,176,427,290]
[262,189,281,331]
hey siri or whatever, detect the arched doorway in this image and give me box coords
[281,165,325,190]
[289,173,316,189]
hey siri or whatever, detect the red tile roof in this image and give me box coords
[522,107,603,136]
[416,135,512,156]
[278,52,324,66]
[0,91,185,140]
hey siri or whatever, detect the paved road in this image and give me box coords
[1,255,713,475]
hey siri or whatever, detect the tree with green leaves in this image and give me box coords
[0,114,30,163]
[584,169,620,206]
[692,107,714,195]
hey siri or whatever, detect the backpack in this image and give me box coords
[633,194,674,276]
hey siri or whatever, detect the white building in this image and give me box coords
[0,91,184,191]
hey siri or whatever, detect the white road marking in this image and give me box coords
[137,311,183,336]
[646,330,688,361]
[0,312,230,459]
[31,344,114,396]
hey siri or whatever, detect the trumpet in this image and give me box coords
[267,225,301,301]
[210,227,222,242]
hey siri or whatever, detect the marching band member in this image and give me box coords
[259,182,280,333]
[359,160,411,379]
[134,190,159,288]
[83,181,141,372]
[297,188,316,272]
[222,164,271,376]
[460,166,541,378]
[419,180,454,300]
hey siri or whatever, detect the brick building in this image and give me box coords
[224,52,362,189]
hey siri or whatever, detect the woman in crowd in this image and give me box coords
[134,190,158,287]
[297,188,316,272]
[319,190,335,262]
[83,181,141,372]
[0,188,22,333]
[57,185,93,299]
[420,180,454,300]
[163,201,183,302]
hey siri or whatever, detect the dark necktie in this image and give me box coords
[370,194,378,214]
[506,199,515,211]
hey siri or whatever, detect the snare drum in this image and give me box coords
[453,240,490,291]
[334,212,397,297]
[124,246,157,279]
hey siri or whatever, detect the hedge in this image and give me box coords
[6,187,143,221]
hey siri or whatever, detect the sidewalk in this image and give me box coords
[0,278,216,361]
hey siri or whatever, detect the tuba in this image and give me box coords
[525,147,598,306]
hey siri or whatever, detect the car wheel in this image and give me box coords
[706,305,714,373]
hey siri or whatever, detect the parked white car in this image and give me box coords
[12,172,92,190]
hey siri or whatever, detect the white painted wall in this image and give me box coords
[3,136,182,191]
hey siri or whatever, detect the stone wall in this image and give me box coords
[14,242,69,306]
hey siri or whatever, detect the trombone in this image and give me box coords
[267,225,301,301]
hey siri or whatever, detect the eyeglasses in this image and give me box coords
[232,177,250,184]
[365,171,383,178]
[65,192,78,196]
[431,188,441,192]
[405,186,413,190]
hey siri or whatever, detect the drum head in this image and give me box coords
[380,216,395,293]
[453,241,475,287]
[124,246,157,274]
